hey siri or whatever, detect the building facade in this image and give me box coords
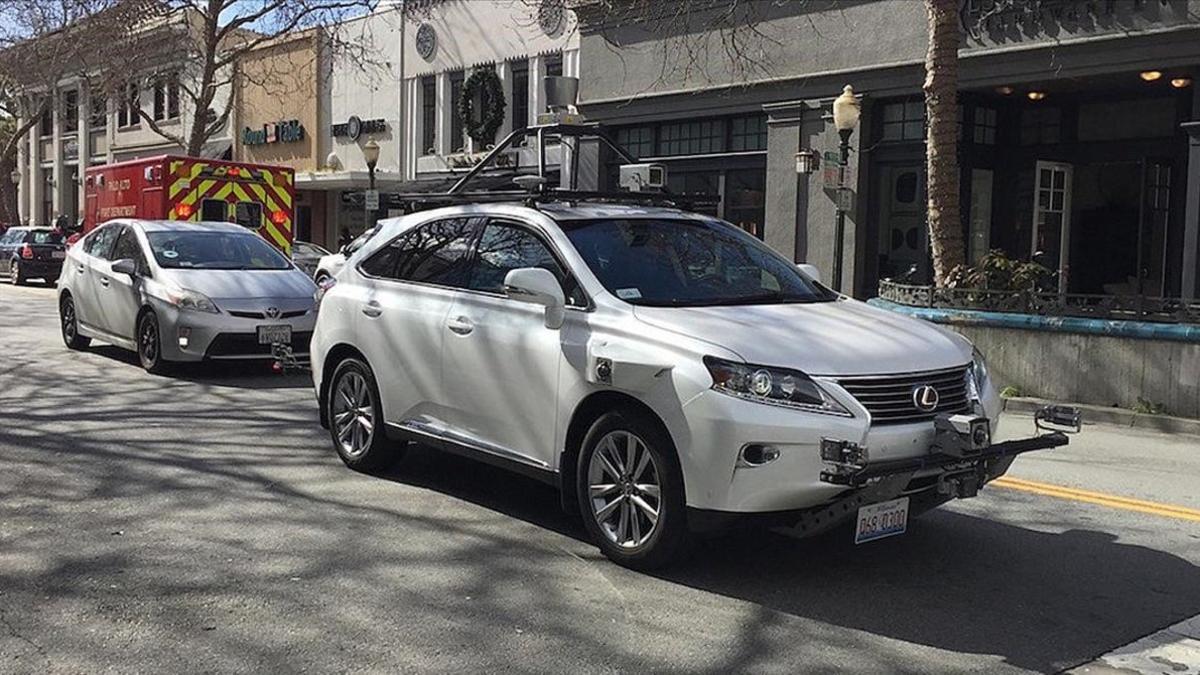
[274,0,578,248]
[575,0,1200,301]
[232,30,331,247]
[13,15,234,227]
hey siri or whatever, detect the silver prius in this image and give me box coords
[58,219,317,374]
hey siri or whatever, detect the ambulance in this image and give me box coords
[83,156,296,254]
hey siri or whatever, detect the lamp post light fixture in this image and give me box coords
[830,84,860,293]
[362,139,380,225]
[795,148,820,175]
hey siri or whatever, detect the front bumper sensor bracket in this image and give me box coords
[819,405,1080,489]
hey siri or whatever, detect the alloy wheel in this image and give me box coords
[9,261,18,284]
[139,315,158,365]
[62,299,77,342]
[587,430,662,549]
[332,371,375,458]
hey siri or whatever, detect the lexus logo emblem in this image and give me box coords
[265,307,280,319]
[912,385,940,412]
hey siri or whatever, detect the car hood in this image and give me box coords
[158,268,316,300]
[632,299,972,376]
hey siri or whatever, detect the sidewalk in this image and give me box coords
[1068,614,1200,674]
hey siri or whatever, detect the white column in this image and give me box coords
[497,60,514,140]
[529,55,547,122]
[437,72,451,156]
[563,48,580,79]
[51,91,63,220]
[28,111,42,224]
[14,118,26,223]
[76,88,89,219]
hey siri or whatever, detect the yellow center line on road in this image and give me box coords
[991,476,1200,523]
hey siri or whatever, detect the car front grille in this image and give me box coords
[227,309,309,319]
[204,331,313,358]
[837,365,972,425]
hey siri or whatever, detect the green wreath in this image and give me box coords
[458,68,506,145]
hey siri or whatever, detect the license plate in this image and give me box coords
[52,250,65,259]
[854,497,909,545]
[257,324,292,345]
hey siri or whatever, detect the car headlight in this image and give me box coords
[704,356,851,416]
[165,287,219,313]
[967,349,990,400]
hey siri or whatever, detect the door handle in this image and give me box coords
[447,316,473,335]
[99,277,110,288]
[361,302,382,318]
[76,264,85,274]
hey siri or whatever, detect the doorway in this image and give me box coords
[1031,161,1073,294]
[875,163,927,283]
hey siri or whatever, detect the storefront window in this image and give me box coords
[725,168,766,238]
[1020,107,1060,145]
[658,119,725,156]
[881,101,924,141]
[973,106,997,145]
[729,114,767,151]
[615,126,653,159]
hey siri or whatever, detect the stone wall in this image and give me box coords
[946,324,1200,420]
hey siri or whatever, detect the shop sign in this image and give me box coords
[331,115,387,141]
[243,120,305,146]
[364,189,379,211]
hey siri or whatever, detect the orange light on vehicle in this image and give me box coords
[176,202,194,219]
[228,167,241,177]
[271,209,287,225]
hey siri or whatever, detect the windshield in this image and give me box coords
[562,218,836,307]
[146,231,291,270]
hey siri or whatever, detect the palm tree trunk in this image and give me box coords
[924,0,965,286]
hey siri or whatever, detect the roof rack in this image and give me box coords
[389,187,719,213]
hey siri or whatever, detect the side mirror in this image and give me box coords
[111,258,137,277]
[503,267,566,329]
[797,263,821,284]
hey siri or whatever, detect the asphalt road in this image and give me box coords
[2,281,1198,674]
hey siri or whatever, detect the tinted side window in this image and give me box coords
[112,228,148,272]
[467,222,582,306]
[363,218,478,287]
[84,225,121,259]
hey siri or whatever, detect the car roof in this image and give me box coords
[534,202,705,222]
[114,219,254,234]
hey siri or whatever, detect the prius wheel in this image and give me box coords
[9,260,23,285]
[137,310,169,375]
[577,409,691,570]
[328,358,403,472]
[60,294,90,350]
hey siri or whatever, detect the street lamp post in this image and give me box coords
[831,85,861,293]
[8,169,20,225]
[362,139,380,228]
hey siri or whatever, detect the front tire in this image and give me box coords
[60,294,91,350]
[577,408,691,570]
[137,310,169,375]
[327,358,403,472]
[9,260,24,285]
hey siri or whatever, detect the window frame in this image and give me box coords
[357,217,483,290]
[111,226,151,275]
[463,217,589,309]
[62,90,79,134]
[84,223,123,260]
[118,82,141,129]
[448,70,465,153]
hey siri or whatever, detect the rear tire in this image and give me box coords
[577,408,691,570]
[9,259,24,285]
[59,294,91,350]
[137,310,169,375]
[327,357,404,472]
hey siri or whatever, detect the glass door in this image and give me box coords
[1031,160,1073,294]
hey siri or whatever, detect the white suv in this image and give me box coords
[311,201,1068,569]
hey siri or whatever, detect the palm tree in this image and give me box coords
[923,0,965,286]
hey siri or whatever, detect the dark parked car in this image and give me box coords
[290,240,331,279]
[0,227,67,285]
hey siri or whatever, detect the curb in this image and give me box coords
[1003,397,1200,436]
[1067,613,1200,674]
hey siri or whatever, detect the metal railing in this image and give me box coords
[877,279,1200,325]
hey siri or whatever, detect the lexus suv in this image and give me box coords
[310,202,1070,569]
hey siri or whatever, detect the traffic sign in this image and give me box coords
[364,189,380,211]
